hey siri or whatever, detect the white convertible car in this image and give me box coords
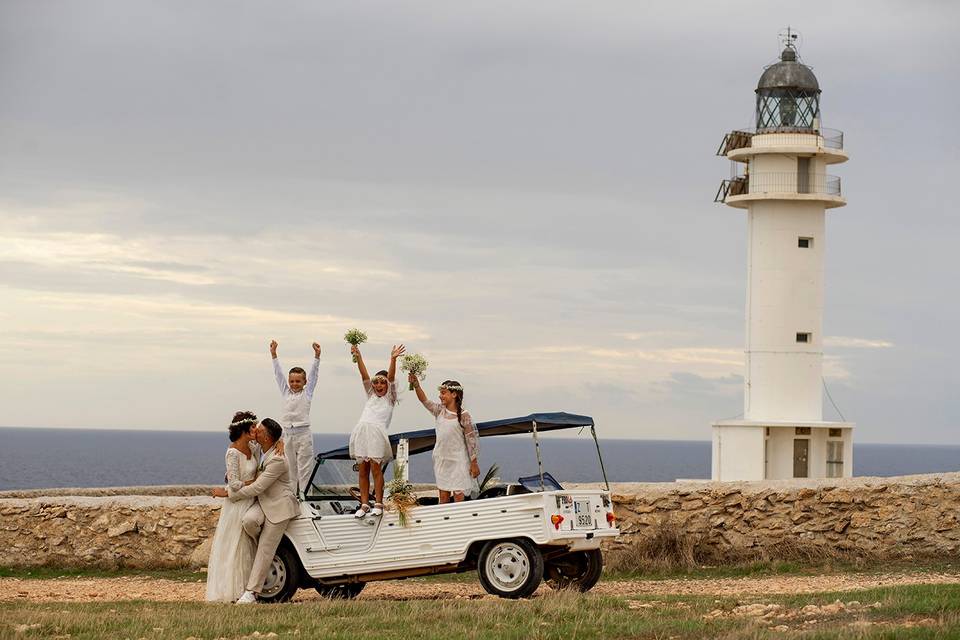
[257,412,619,601]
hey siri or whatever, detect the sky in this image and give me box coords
[0,1,957,443]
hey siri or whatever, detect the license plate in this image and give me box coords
[573,499,593,529]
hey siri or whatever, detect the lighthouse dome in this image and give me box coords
[754,46,821,132]
[757,46,820,92]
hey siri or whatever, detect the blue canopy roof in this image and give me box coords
[317,412,594,460]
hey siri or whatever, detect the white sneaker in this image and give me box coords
[354,504,369,518]
[235,590,257,604]
[370,503,383,516]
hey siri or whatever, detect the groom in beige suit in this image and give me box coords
[228,418,300,604]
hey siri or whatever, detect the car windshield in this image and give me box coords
[305,458,360,499]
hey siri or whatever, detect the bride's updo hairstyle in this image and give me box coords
[228,410,258,442]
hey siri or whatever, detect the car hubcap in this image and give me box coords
[485,542,530,592]
[260,555,287,597]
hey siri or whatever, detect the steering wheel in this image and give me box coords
[348,486,373,504]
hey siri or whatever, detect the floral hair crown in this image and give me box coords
[438,383,463,392]
[371,374,388,383]
[230,414,258,428]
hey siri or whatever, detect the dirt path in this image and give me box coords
[2,571,959,603]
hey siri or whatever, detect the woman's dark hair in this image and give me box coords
[374,369,389,378]
[260,417,283,442]
[289,366,306,378]
[228,410,258,442]
[442,380,465,427]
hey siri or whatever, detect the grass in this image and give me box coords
[0,566,204,581]
[3,585,960,639]
[1,557,956,584]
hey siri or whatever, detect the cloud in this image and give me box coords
[652,372,744,398]
[824,336,894,349]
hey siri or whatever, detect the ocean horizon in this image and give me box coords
[1,426,958,491]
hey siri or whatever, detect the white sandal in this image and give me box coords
[370,503,384,517]
[354,504,370,518]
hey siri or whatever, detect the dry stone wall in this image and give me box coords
[0,496,220,569]
[605,472,960,562]
[2,473,959,569]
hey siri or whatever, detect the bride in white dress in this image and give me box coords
[205,411,261,603]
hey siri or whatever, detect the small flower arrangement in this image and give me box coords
[385,463,417,527]
[400,353,429,391]
[344,328,368,363]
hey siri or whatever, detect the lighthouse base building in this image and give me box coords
[711,38,854,481]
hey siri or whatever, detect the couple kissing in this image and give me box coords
[206,411,299,604]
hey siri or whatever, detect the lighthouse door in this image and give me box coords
[793,439,810,478]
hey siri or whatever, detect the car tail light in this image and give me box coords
[606,512,616,526]
[550,514,564,530]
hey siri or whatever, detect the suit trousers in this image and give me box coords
[242,503,292,593]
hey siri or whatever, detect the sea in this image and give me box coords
[1,427,958,491]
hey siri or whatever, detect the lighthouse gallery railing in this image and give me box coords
[716,127,844,156]
[715,172,842,203]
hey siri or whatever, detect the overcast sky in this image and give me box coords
[1,1,957,443]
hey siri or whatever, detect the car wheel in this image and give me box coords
[256,543,301,603]
[477,538,544,599]
[315,582,365,599]
[545,549,603,592]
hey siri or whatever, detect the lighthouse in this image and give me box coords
[712,34,854,481]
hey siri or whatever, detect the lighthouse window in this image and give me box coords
[798,237,813,248]
[796,332,812,343]
[829,428,842,438]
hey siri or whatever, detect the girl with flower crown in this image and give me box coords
[348,343,405,517]
[409,374,480,503]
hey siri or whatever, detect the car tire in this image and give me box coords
[544,549,603,592]
[314,582,365,599]
[477,538,544,599]
[256,542,301,604]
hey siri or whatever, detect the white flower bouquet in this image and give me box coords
[400,353,429,391]
[385,463,417,527]
[344,328,368,363]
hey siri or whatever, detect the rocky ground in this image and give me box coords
[2,570,959,603]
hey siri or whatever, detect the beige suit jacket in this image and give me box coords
[228,445,299,523]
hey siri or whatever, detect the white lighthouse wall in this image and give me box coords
[744,196,826,422]
[711,425,765,481]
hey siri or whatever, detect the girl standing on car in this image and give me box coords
[349,344,405,518]
[409,374,480,503]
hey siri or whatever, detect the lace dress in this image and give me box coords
[422,400,479,493]
[348,380,398,462]
[205,444,259,602]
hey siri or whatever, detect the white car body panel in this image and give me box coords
[287,490,619,581]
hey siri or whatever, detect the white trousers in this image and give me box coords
[283,426,315,496]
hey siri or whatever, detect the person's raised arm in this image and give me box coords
[270,340,289,395]
[352,345,370,382]
[387,344,405,382]
[306,342,321,399]
[409,373,441,416]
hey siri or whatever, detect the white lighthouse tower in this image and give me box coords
[712,34,854,481]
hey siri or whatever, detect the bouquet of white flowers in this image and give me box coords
[385,463,417,527]
[343,328,368,363]
[400,353,429,391]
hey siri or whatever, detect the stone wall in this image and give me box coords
[2,473,959,569]
[0,496,220,569]
[603,472,960,562]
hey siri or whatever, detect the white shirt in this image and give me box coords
[272,357,320,428]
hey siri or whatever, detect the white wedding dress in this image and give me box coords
[205,445,259,602]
